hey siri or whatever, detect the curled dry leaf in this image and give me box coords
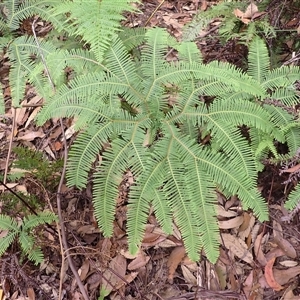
[217,205,238,218]
[218,215,244,229]
[253,231,267,266]
[264,257,284,291]
[167,246,186,283]
[279,260,298,267]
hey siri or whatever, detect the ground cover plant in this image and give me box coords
[36,26,300,262]
[1,0,300,298]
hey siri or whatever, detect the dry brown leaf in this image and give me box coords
[218,215,244,229]
[79,259,90,281]
[243,3,258,18]
[273,236,296,259]
[115,271,138,289]
[181,265,197,285]
[239,212,251,232]
[127,252,150,270]
[17,131,45,141]
[217,205,238,218]
[27,287,35,300]
[77,225,100,235]
[215,261,227,290]
[120,249,139,260]
[233,3,260,24]
[280,163,300,173]
[156,238,178,248]
[101,255,127,294]
[0,183,18,191]
[279,260,298,267]
[264,257,284,291]
[167,246,186,283]
[242,270,254,299]
[15,102,27,125]
[24,106,41,129]
[282,289,299,300]
[200,0,208,11]
[273,265,300,285]
[141,231,166,247]
[253,231,267,266]
[221,233,253,264]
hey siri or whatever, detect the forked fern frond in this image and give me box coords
[36,27,300,262]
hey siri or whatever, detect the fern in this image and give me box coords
[34,27,300,262]
[183,0,275,43]
[0,212,57,265]
[0,0,139,107]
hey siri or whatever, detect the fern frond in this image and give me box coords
[262,66,300,90]
[0,231,17,256]
[0,215,18,230]
[53,0,139,61]
[3,0,63,31]
[284,184,300,212]
[248,36,270,83]
[22,212,57,230]
[19,231,43,264]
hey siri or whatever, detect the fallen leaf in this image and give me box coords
[181,265,197,285]
[273,265,300,285]
[264,257,284,291]
[101,255,127,295]
[280,163,300,174]
[167,246,186,283]
[25,106,41,128]
[17,131,45,141]
[127,252,150,270]
[218,215,244,229]
[253,231,267,266]
[221,233,253,264]
[79,259,90,281]
[273,236,296,259]
[27,287,35,300]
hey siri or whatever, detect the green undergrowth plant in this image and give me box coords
[35,27,300,262]
[11,147,63,187]
[0,212,57,264]
[0,148,62,214]
[0,0,139,111]
[183,0,275,43]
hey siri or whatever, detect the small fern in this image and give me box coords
[34,27,300,262]
[0,0,139,107]
[183,1,275,43]
[0,212,57,265]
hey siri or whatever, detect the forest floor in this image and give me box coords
[1,0,300,299]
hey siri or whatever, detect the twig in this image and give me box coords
[3,108,16,183]
[144,0,165,26]
[31,19,89,300]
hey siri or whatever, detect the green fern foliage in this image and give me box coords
[0,212,57,265]
[0,0,139,108]
[35,26,300,262]
[183,1,275,43]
